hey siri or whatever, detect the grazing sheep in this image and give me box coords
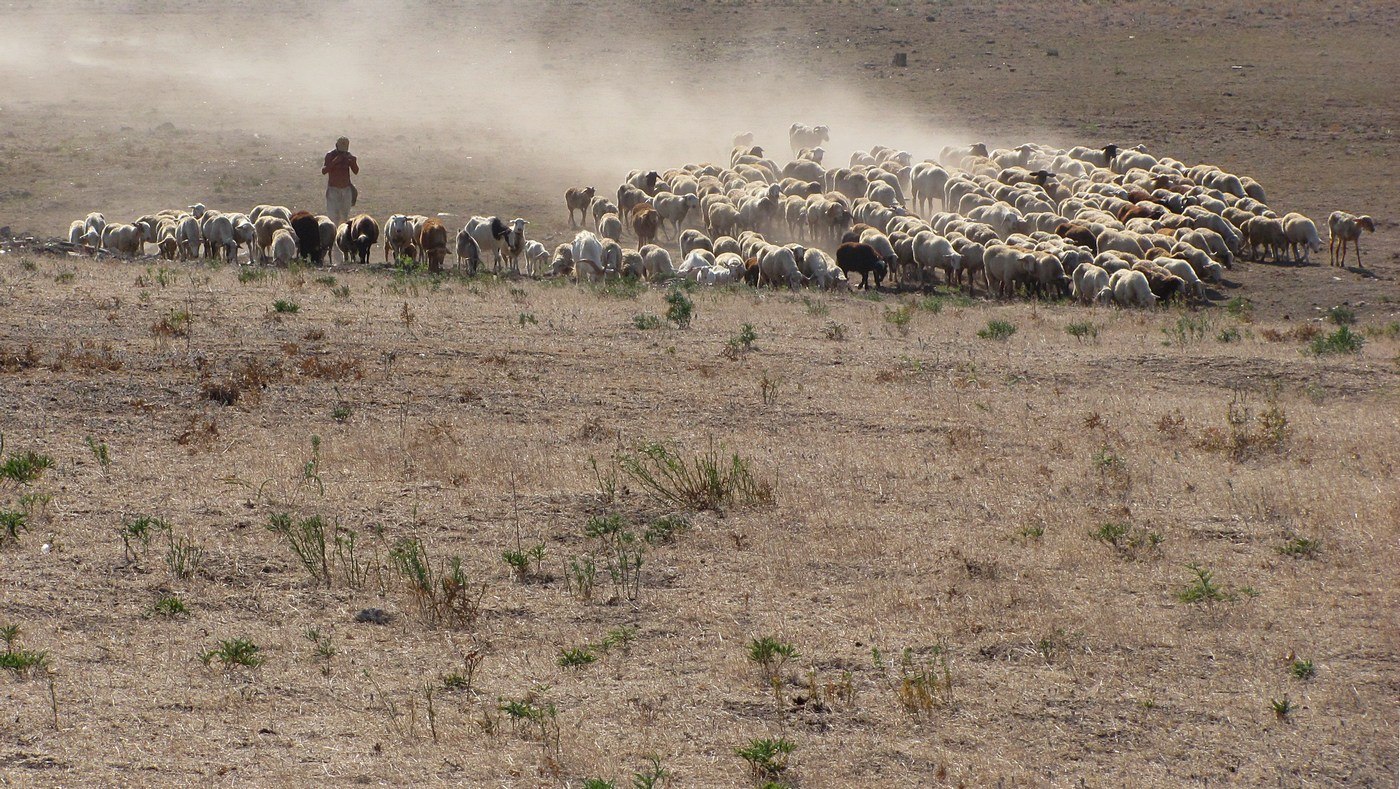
[591,197,620,226]
[455,227,481,274]
[638,244,674,282]
[416,218,448,272]
[836,242,886,290]
[254,216,291,262]
[384,214,417,262]
[341,214,379,265]
[572,231,605,283]
[1241,216,1287,262]
[1159,258,1207,299]
[1328,211,1376,268]
[912,231,962,289]
[548,244,574,278]
[1282,212,1323,263]
[1108,268,1157,308]
[270,228,299,266]
[202,214,237,263]
[290,211,321,264]
[756,244,805,289]
[566,186,596,227]
[466,216,526,274]
[83,212,107,243]
[1072,263,1112,305]
[983,244,1036,298]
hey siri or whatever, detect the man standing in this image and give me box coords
[322,136,359,226]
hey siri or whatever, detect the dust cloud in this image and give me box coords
[3,0,976,190]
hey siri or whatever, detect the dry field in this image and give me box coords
[2,1,1399,787]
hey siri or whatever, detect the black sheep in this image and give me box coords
[289,211,321,264]
[836,242,887,290]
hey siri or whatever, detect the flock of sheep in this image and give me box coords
[64,122,1378,310]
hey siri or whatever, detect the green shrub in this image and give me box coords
[1307,326,1364,356]
[616,440,773,511]
[272,300,300,314]
[1325,305,1355,326]
[664,288,694,328]
[977,319,1017,341]
[632,313,662,330]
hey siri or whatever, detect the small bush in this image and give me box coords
[723,323,759,358]
[748,636,799,679]
[1217,326,1242,343]
[1307,326,1364,356]
[632,313,662,330]
[151,309,192,338]
[1065,321,1100,343]
[1225,297,1254,322]
[151,596,187,617]
[884,304,915,336]
[0,448,54,484]
[1177,564,1233,604]
[200,637,264,669]
[0,510,27,545]
[616,440,774,511]
[0,625,47,676]
[664,288,694,328]
[735,737,796,782]
[1092,521,1162,560]
[1278,536,1321,559]
[822,321,847,341]
[977,319,1017,341]
[273,299,300,314]
[266,513,331,586]
[1290,659,1316,680]
[1162,314,1209,346]
[557,646,597,668]
[1325,305,1355,326]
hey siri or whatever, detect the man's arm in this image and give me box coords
[322,151,334,175]
[349,155,359,175]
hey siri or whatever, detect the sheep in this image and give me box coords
[732,131,756,149]
[416,218,449,272]
[1328,212,1375,268]
[83,212,107,244]
[983,244,1036,298]
[591,197,620,226]
[1133,261,1186,303]
[939,143,990,167]
[1241,216,1287,262]
[707,202,740,238]
[912,231,962,290]
[1028,253,1071,299]
[1072,262,1112,305]
[676,249,718,281]
[1282,212,1323,263]
[836,242,886,290]
[254,216,291,262]
[466,216,526,273]
[548,244,574,278]
[565,186,596,227]
[340,214,379,265]
[1108,268,1157,307]
[384,214,417,262]
[652,192,700,237]
[523,240,550,276]
[250,205,292,223]
[597,212,623,243]
[1158,258,1207,299]
[270,227,299,266]
[631,206,662,248]
[289,211,321,264]
[789,123,830,155]
[757,244,806,289]
[572,231,605,283]
[230,215,257,263]
[455,227,482,274]
[202,214,237,263]
[638,244,674,282]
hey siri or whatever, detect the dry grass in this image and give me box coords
[0,252,1395,786]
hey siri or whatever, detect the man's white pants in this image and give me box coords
[326,186,354,226]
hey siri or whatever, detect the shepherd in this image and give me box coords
[323,136,359,226]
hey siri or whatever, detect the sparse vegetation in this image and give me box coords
[616,440,774,511]
[735,737,795,783]
[632,312,662,330]
[0,624,47,676]
[664,288,694,328]
[1307,325,1364,355]
[1176,564,1233,604]
[978,319,1016,341]
[1066,320,1101,343]
[200,637,265,669]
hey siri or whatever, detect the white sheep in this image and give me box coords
[1327,211,1376,268]
[1281,213,1322,263]
[572,231,605,283]
[1108,268,1157,307]
[270,228,299,266]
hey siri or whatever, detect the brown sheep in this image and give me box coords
[565,186,596,227]
[631,206,661,249]
[1132,261,1186,303]
[416,218,448,272]
[1055,222,1098,253]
